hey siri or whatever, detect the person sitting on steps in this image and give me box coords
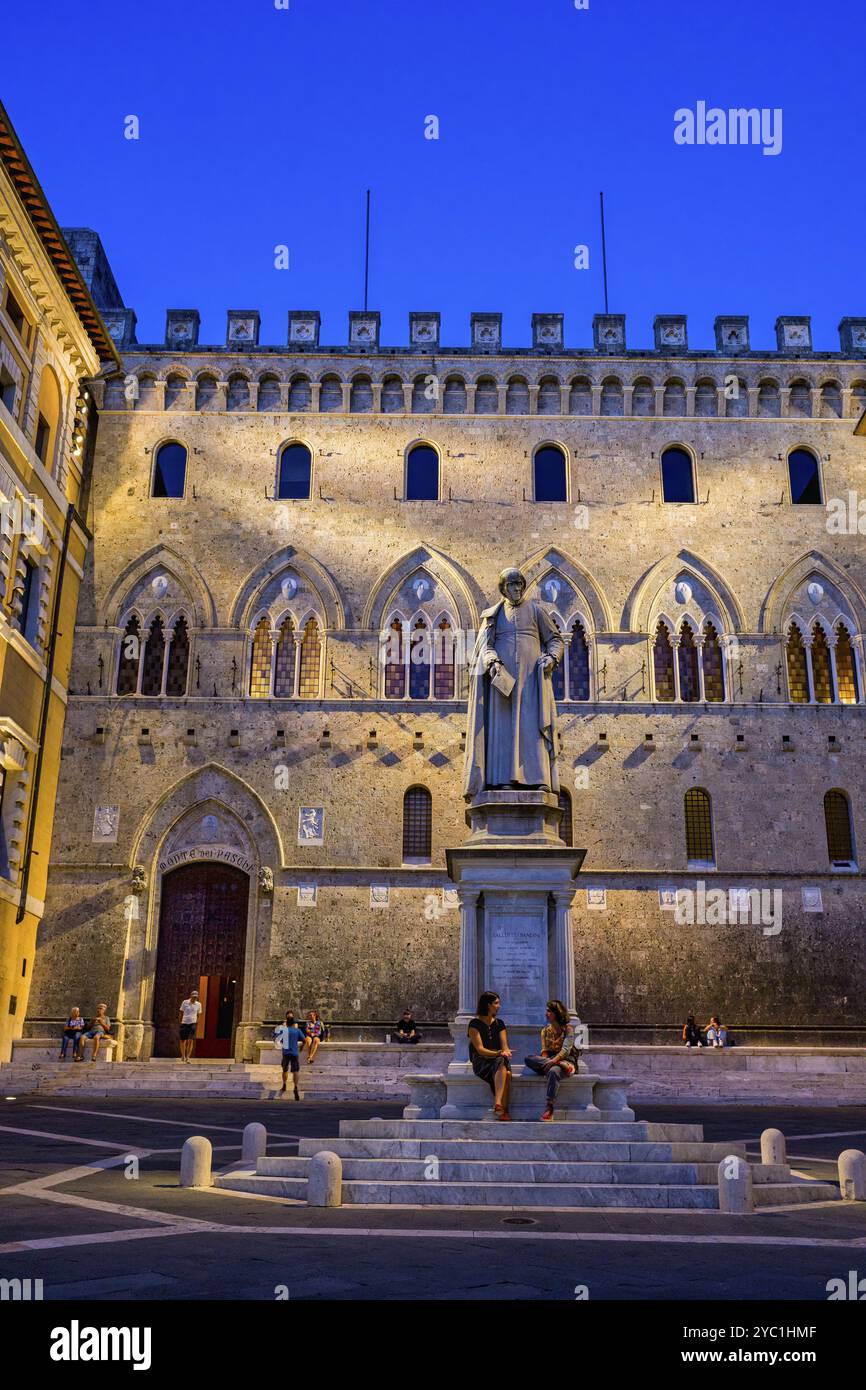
[467,991,512,1121]
[524,999,581,1121]
[705,1015,728,1048]
[682,1012,705,1048]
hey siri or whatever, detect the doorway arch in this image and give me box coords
[152,862,250,1057]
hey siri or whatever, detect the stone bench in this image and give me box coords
[12,1036,118,1064]
[404,1070,634,1122]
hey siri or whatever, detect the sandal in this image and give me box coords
[496,1110,512,1122]
[541,1108,554,1122]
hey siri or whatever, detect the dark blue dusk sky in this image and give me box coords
[3,0,864,351]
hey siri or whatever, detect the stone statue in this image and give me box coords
[258,865,274,895]
[463,567,563,799]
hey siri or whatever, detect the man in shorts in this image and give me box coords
[273,1011,305,1099]
[179,989,202,1063]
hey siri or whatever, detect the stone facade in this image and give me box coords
[24,305,866,1057]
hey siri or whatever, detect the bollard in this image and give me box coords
[717,1154,753,1214]
[180,1135,212,1188]
[308,1151,342,1207]
[760,1128,786,1167]
[242,1122,267,1163]
[838,1149,866,1201]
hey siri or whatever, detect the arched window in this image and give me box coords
[537,377,561,415]
[533,445,567,502]
[165,616,189,696]
[165,373,188,409]
[788,379,812,417]
[835,624,860,704]
[433,617,456,698]
[406,444,439,500]
[725,377,748,417]
[278,443,312,499]
[506,376,529,414]
[140,616,166,696]
[273,618,296,697]
[319,375,342,411]
[195,375,218,410]
[117,615,140,695]
[568,620,590,700]
[786,624,809,702]
[136,374,158,409]
[824,790,855,867]
[298,619,321,698]
[702,622,725,702]
[250,618,272,698]
[412,375,435,414]
[287,375,311,412]
[226,374,249,411]
[550,621,565,701]
[653,622,675,701]
[384,619,406,698]
[402,786,432,861]
[409,618,431,699]
[558,788,573,847]
[152,441,187,498]
[677,623,700,702]
[694,379,717,417]
[685,788,714,866]
[350,375,373,413]
[475,377,498,414]
[757,380,781,417]
[381,375,404,413]
[661,447,695,503]
[662,380,686,415]
[600,377,623,415]
[259,374,283,411]
[443,376,467,414]
[631,377,654,417]
[788,448,822,504]
[811,625,834,703]
[569,377,592,415]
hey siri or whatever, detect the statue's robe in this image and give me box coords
[463,598,563,798]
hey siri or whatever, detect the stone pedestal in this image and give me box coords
[442,791,586,1115]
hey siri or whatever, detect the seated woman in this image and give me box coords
[705,1015,728,1048]
[682,1012,705,1048]
[467,991,512,1121]
[302,1009,327,1064]
[524,999,580,1121]
[59,1007,86,1060]
[76,1004,111,1062]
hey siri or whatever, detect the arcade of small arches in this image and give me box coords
[107,548,866,708]
[110,365,866,422]
[146,437,828,507]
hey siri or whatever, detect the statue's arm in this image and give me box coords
[478,612,500,672]
[537,605,565,665]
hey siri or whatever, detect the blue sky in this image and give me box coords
[4,0,864,350]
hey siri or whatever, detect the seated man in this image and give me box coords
[394,1010,421,1044]
[77,1004,111,1061]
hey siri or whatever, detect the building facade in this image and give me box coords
[21,300,866,1058]
[0,103,119,1061]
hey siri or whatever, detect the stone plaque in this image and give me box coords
[586,886,607,910]
[298,807,324,845]
[298,884,318,907]
[92,805,119,843]
[802,886,823,913]
[659,885,678,910]
[487,909,547,1021]
[370,884,390,908]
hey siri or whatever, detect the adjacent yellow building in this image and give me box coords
[0,100,119,1062]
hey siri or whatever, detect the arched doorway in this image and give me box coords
[152,862,249,1057]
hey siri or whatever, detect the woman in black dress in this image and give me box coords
[467,991,512,1120]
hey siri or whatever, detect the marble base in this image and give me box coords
[404,1069,635,1122]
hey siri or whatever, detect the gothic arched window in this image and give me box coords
[140,616,166,696]
[702,622,725,702]
[653,623,675,701]
[273,618,297,697]
[788,448,822,504]
[835,624,860,704]
[678,623,700,703]
[433,618,455,699]
[406,445,439,501]
[117,615,141,695]
[384,619,406,698]
[661,447,695,503]
[786,623,809,702]
[298,619,321,698]
[165,616,189,696]
[277,443,312,500]
[811,625,835,703]
[409,618,431,699]
[568,620,590,701]
[250,618,272,698]
[685,787,714,866]
[533,445,567,502]
[402,786,432,860]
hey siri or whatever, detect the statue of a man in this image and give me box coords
[463,568,563,799]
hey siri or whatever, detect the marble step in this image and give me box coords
[214,1171,838,1208]
[258,1155,793,1185]
[297,1137,748,1162]
[337,1119,706,1142]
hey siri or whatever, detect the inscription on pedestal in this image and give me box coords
[488,912,547,1022]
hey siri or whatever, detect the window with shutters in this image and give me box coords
[402,786,432,861]
[685,787,715,867]
[824,789,856,868]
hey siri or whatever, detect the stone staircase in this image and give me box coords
[213,1117,840,1209]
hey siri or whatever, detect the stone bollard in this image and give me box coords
[242,1122,267,1163]
[838,1149,866,1201]
[180,1135,212,1188]
[717,1154,753,1214]
[760,1128,786,1167]
[308,1151,342,1207]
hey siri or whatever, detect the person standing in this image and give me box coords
[467,991,512,1120]
[273,1011,305,1098]
[524,999,580,1121]
[179,990,202,1063]
[59,1007,86,1060]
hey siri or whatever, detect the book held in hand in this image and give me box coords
[489,664,515,697]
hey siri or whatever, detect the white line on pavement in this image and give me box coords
[26,1104,300,1139]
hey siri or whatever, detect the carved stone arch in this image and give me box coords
[158,364,193,383]
[624,550,745,635]
[520,547,613,632]
[230,546,346,631]
[363,545,479,632]
[101,544,216,629]
[226,366,253,383]
[258,365,288,384]
[761,551,866,635]
[132,762,285,872]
